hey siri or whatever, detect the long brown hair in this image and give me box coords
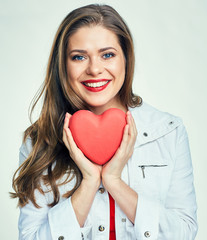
[11,4,142,208]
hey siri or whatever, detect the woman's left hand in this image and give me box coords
[101,111,138,224]
[102,111,137,184]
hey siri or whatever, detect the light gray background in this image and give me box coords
[1,0,206,239]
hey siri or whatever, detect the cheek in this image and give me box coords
[66,67,79,94]
[110,59,125,81]
[66,64,80,84]
[69,61,88,79]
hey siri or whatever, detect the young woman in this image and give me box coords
[12,4,198,240]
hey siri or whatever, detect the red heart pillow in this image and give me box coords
[69,108,126,165]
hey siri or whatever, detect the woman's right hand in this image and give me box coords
[63,112,102,227]
[63,112,102,184]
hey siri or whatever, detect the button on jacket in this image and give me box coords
[18,102,198,240]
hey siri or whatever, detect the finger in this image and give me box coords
[126,111,134,137]
[62,113,69,146]
[63,112,71,128]
[130,113,137,137]
[125,112,137,153]
[67,112,72,126]
[63,129,71,151]
[119,124,129,149]
[127,111,137,139]
[63,112,72,140]
[65,125,78,152]
[63,112,74,152]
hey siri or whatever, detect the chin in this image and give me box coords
[88,103,108,108]
[86,102,111,112]
[86,99,110,108]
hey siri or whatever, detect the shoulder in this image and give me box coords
[129,101,182,126]
[19,137,33,165]
[129,102,186,146]
[19,137,33,156]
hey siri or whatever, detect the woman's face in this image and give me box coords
[66,25,126,114]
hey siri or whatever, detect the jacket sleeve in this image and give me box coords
[18,140,92,240]
[133,124,198,240]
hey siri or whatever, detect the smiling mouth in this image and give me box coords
[82,80,110,88]
[81,79,111,92]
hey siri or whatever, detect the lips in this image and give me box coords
[81,79,111,92]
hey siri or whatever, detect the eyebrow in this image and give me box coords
[68,47,117,55]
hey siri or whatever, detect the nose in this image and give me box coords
[86,57,104,76]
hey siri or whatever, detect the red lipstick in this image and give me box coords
[81,79,111,92]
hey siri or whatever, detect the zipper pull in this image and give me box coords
[140,166,145,178]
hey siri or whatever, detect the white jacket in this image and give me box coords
[18,102,198,240]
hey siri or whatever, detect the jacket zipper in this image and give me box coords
[138,165,168,178]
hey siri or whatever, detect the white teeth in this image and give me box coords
[84,81,109,88]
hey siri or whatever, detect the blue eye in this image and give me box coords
[72,55,85,61]
[103,52,115,59]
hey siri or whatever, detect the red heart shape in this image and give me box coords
[69,108,126,165]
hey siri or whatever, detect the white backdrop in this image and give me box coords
[1,0,206,239]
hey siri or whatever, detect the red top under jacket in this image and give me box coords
[109,193,116,240]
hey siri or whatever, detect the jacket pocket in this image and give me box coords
[138,165,168,179]
[134,164,170,201]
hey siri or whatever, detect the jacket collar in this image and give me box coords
[129,102,182,148]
